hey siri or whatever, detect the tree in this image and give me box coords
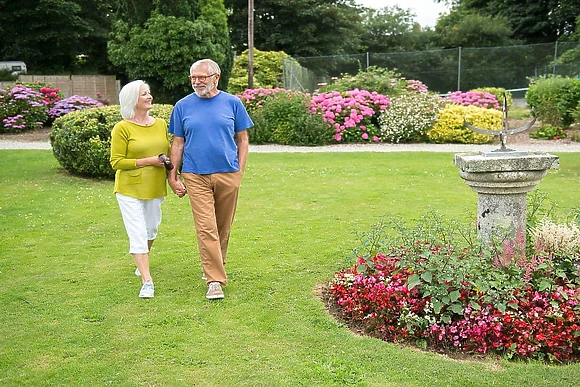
[434,12,517,48]
[360,6,437,53]
[555,15,580,74]
[0,0,113,74]
[224,0,364,57]
[360,6,415,53]
[454,0,579,43]
[109,0,233,103]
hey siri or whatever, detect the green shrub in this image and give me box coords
[526,76,580,128]
[0,69,18,82]
[378,92,445,143]
[529,124,567,140]
[250,91,332,146]
[246,109,273,145]
[470,87,513,108]
[573,99,580,125]
[428,104,500,144]
[317,66,407,96]
[50,104,172,178]
[228,49,290,95]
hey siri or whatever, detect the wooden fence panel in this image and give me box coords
[1,75,120,104]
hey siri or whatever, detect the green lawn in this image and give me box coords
[1,150,580,386]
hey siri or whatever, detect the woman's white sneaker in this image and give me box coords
[139,280,154,298]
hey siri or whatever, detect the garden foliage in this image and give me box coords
[445,90,500,109]
[310,89,390,143]
[0,82,98,132]
[50,104,172,178]
[428,105,500,144]
[529,124,567,140]
[317,66,408,97]
[49,95,104,121]
[328,212,580,362]
[239,87,391,144]
[228,49,290,95]
[0,85,49,133]
[526,76,580,128]
[251,90,330,146]
[378,92,445,143]
[470,87,512,108]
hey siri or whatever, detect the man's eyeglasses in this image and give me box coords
[188,74,217,82]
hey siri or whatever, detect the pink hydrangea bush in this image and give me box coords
[310,89,390,143]
[39,86,63,106]
[446,91,500,109]
[238,87,302,113]
[406,79,429,93]
[238,88,391,144]
[327,214,580,362]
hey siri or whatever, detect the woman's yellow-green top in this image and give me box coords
[110,119,170,200]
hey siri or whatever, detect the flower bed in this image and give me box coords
[325,213,580,363]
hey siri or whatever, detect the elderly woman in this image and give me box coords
[110,80,171,298]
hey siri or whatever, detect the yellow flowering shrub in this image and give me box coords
[428,104,502,144]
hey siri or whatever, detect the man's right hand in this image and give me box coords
[168,178,187,198]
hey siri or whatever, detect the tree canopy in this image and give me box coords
[0,0,113,73]
[435,12,517,48]
[108,0,233,103]
[455,0,579,43]
[224,0,364,57]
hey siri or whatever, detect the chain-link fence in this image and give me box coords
[283,42,580,96]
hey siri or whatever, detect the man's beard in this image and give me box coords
[193,82,216,97]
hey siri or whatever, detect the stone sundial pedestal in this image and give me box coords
[453,152,559,242]
[454,93,559,242]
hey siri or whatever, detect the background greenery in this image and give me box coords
[1,1,578,102]
[2,150,580,386]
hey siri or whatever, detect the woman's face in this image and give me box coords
[136,84,153,111]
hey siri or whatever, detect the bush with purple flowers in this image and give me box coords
[48,95,103,120]
[0,85,48,133]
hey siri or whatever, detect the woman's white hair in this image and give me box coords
[119,80,148,119]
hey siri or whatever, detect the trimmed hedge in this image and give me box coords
[50,104,173,179]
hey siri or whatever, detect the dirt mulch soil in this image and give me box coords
[0,127,52,142]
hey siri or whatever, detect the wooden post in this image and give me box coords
[248,0,254,89]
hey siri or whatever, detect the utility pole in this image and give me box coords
[248,0,254,89]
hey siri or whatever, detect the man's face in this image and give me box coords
[189,66,219,97]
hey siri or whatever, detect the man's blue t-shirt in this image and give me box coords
[169,91,253,174]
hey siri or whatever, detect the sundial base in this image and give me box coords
[454,152,559,243]
[480,149,529,158]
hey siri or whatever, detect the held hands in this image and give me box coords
[168,178,187,198]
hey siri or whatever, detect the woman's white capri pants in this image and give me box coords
[116,193,165,254]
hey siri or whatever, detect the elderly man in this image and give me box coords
[168,59,253,300]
